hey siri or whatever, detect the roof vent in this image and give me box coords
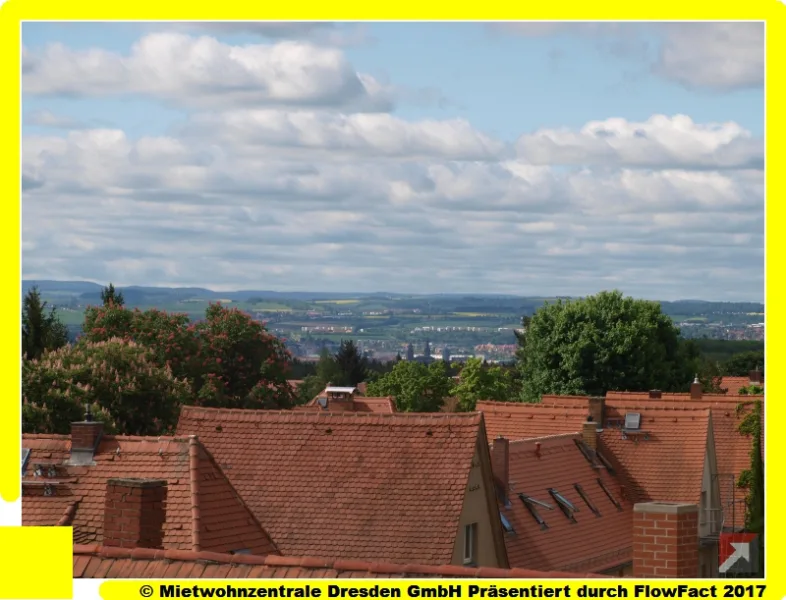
[624,412,641,430]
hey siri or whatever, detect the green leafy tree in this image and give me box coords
[451,357,515,411]
[297,348,343,404]
[22,287,69,360]
[516,290,696,402]
[366,360,452,412]
[737,400,764,574]
[739,385,764,396]
[100,283,125,307]
[724,351,764,377]
[23,338,191,436]
[335,339,367,386]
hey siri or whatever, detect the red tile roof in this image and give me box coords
[176,408,487,565]
[22,434,278,556]
[300,396,397,413]
[720,377,762,395]
[477,402,588,440]
[72,545,604,579]
[602,396,762,530]
[598,406,711,504]
[501,434,633,574]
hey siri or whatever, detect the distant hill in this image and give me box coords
[21,280,764,314]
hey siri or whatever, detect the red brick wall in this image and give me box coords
[71,422,103,450]
[581,422,597,450]
[104,479,167,549]
[633,504,699,578]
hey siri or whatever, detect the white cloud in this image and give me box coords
[23,33,393,111]
[490,22,764,91]
[182,109,506,160]
[516,114,763,169]
[21,117,764,300]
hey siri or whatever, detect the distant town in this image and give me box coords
[26,280,765,364]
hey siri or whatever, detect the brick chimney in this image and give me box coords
[749,369,763,386]
[104,478,167,549]
[588,396,605,426]
[582,416,598,451]
[633,502,699,578]
[649,390,662,399]
[69,406,103,466]
[490,436,509,494]
[326,387,356,412]
[690,375,702,400]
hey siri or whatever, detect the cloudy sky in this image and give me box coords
[21,21,765,301]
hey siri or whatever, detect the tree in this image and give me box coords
[23,338,191,436]
[451,357,515,412]
[366,360,452,412]
[297,348,343,404]
[335,339,367,386]
[725,351,764,377]
[100,283,125,307]
[516,290,696,402]
[22,286,69,360]
[737,400,764,574]
[81,303,295,411]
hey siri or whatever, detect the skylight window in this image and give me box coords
[519,494,553,530]
[21,448,30,476]
[597,478,623,511]
[548,489,578,523]
[574,484,601,517]
[500,512,515,533]
[624,412,641,430]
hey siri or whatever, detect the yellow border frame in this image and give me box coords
[2,4,780,599]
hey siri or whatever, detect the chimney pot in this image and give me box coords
[534,442,542,458]
[690,375,702,400]
[649,389,662,399]
[103,478,167,550]
[749,369,763,385]
[70,415,104,465]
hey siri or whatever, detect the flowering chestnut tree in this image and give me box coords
[81,302,295,412]
[22,338,191,436]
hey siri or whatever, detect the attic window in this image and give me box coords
[624,412,641,430]
[548,489,578,523]
[21,448,30,476]
[519,494,553,530]
[597,478,623,511]
[230,549,251,555]
[500,512,515,533]
[574,484,601,517]
[317,397,328,408]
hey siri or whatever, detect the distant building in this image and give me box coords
[424,340,431,360]
[406,343,414,361]
[442,346,451,363]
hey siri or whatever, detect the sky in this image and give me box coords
[21,21,765,301]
